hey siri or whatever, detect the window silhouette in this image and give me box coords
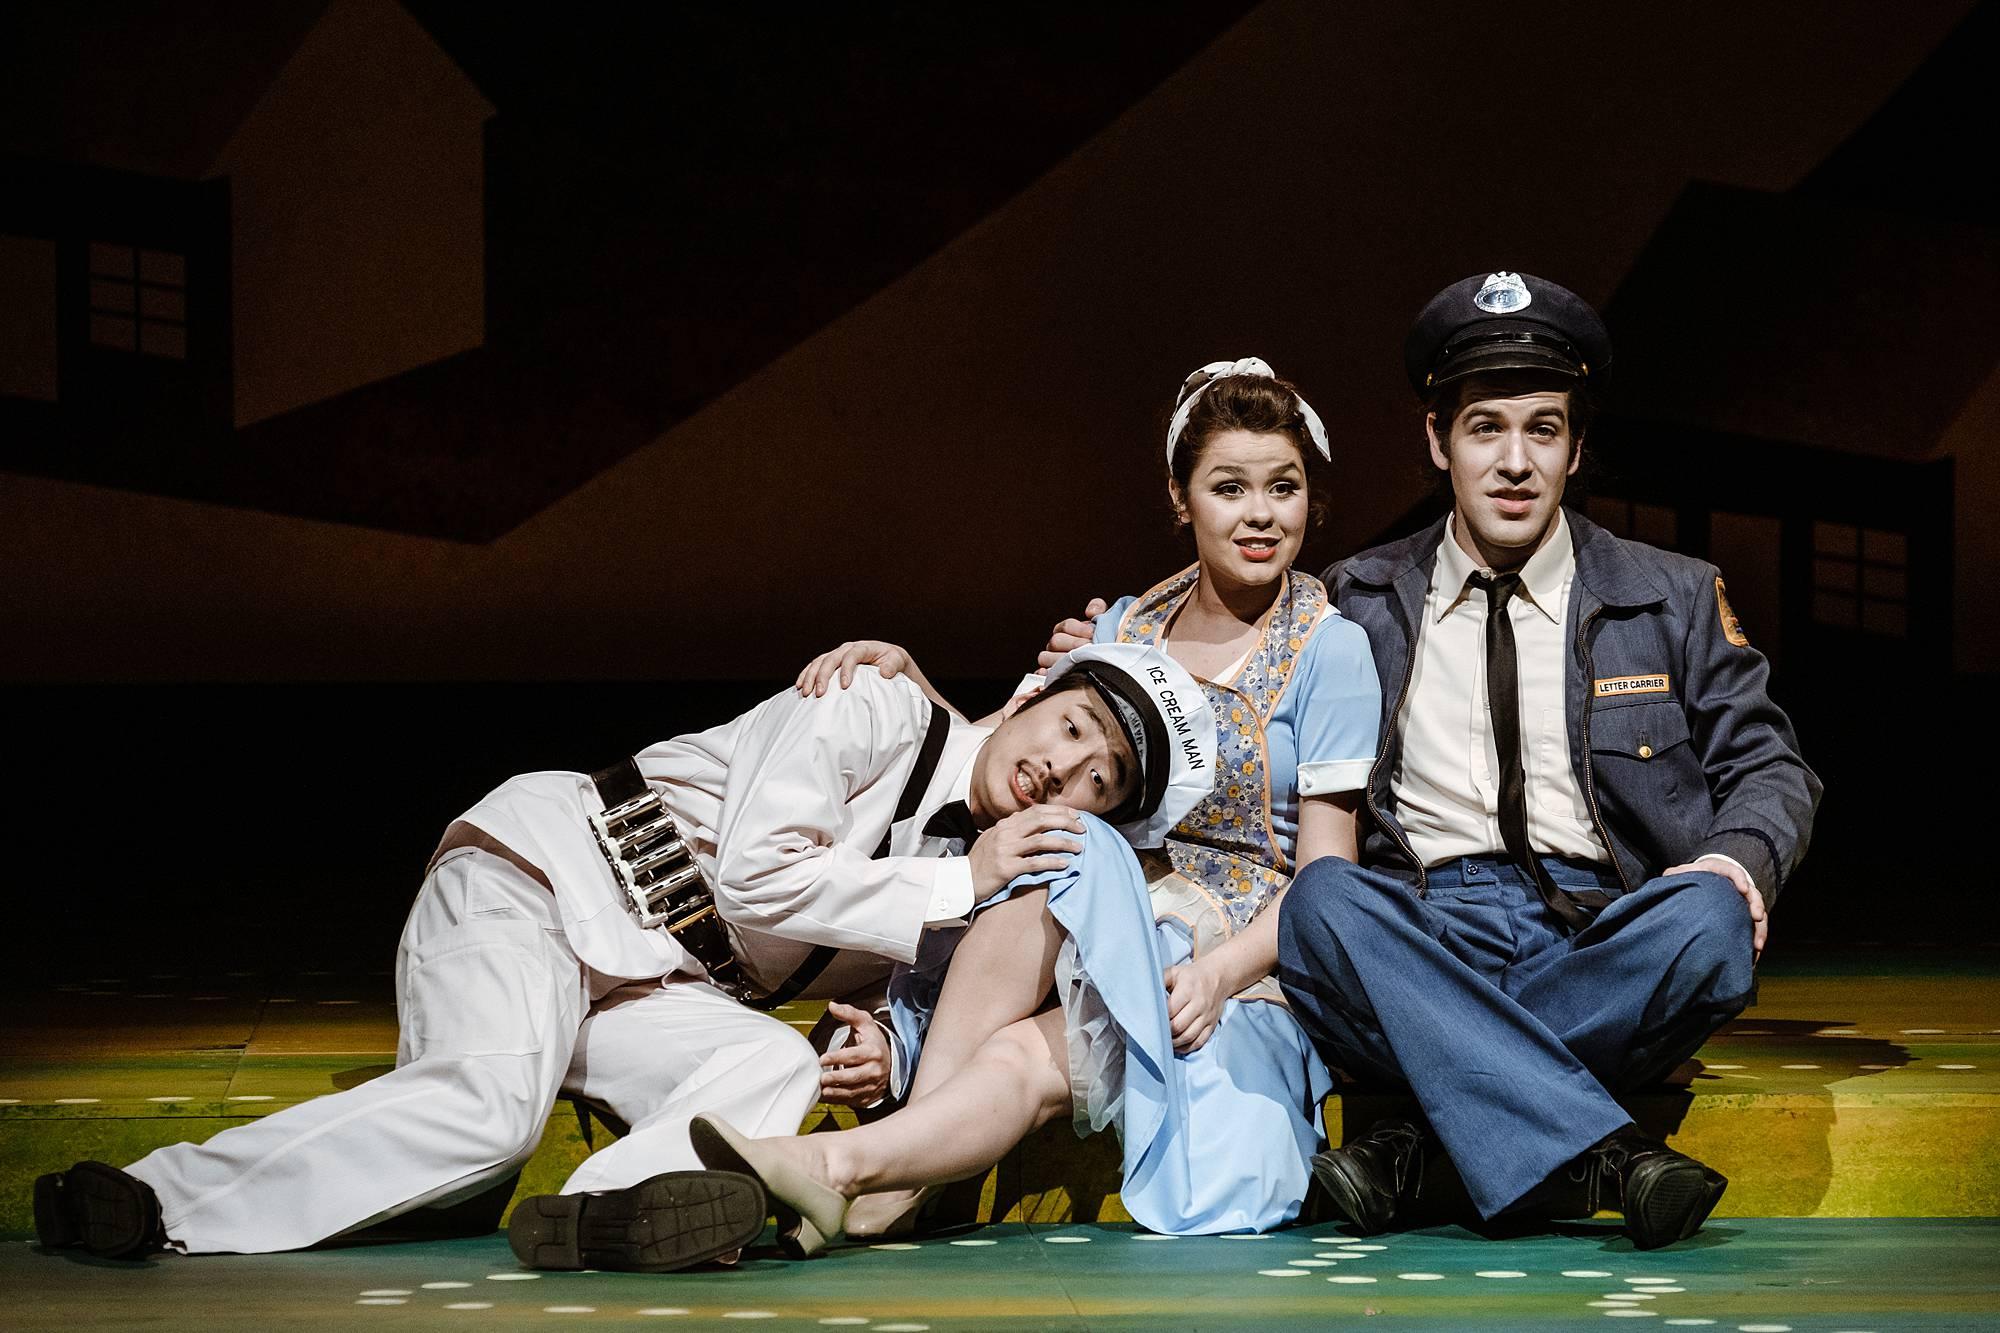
[88,243,187,360]
[1585,497,1678,549]
[1812,522,1907,637]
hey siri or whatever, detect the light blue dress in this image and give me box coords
[894,566,1380,1233]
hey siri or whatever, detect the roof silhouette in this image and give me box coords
[0,1,335,176]
[1603,0,1998,460]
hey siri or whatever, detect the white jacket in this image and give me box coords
[452,668,986,989]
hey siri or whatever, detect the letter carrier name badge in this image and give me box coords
[1594,674,1671,698]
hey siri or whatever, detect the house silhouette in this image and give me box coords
[0,0,492,432]
[1592,0,1997,687]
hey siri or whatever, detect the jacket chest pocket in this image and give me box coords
[1588,699,1690,761]
[1588,699,1699,806]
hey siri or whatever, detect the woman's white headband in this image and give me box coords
[1164,357,1331,467]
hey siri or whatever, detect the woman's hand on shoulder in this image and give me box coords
[796,641,915,697]
[1162,956,1229,1054]
[1036,597,1109,673]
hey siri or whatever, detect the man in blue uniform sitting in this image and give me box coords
[1277,272,1820,1249]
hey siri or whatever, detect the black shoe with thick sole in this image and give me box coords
[1306,1119,1431,1236]
[507,1171,767,1273]
[1588,1128,1729,1250]
[33,1161,166,1258]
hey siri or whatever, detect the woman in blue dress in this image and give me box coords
[692,359,1382,1247]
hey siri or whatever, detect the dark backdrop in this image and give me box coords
[7,667,1989,992]
[4,2,1993,976]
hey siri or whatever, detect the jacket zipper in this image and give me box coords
[1575,603,1634,896]
[1365,597,1427,896]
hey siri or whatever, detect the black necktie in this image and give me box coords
[922,800,980,847]
[1469,572,1594,933]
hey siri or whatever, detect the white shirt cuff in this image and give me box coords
[925,858,974,924]
[822,1017,904,1110]
[1298,757,1372,797]
[1693,853,1754,888]
[880,1013,909,1102]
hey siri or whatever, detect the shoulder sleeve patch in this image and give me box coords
[1715,576,1749,647]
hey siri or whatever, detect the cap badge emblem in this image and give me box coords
[1474,271,1532,314]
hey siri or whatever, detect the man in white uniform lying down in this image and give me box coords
[35,644,1212,1271]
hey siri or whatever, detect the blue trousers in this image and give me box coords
[1277,856,1756,1218]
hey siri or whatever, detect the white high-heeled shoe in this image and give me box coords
[689,1114,849,1259]
[843,1185,943,1241]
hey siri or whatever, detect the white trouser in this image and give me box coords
[556,976,821,1194]
[128,848,820,1254]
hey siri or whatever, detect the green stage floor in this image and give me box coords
[5,948,1996,1228]
[3,949,1998,1328]
[7,1219,1997,1331]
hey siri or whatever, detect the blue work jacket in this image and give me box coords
[1322,509,1821,907]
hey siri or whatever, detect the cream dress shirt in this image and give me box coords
[1391,511,1610,868]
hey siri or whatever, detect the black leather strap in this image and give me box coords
[588,758,745,992]
[876,700,952,858]
[748,700,955,1011]
[589,756,650,811]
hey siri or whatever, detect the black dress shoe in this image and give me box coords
[1307,1120,1431,1235]
[508,1171,768,1272]
[33,1161,167,1258]
[1584,1127,1728,1250]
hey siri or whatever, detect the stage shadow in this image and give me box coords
[1327,1017,1913,1231]
[332,1064,394,1090]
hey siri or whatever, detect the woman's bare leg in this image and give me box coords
[839,888,1064,1232]
[755,1009,1070,1200]
[906,887,1063,1102]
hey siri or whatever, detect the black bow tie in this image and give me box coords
[922,799,981,845]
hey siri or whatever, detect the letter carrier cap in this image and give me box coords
[1404,270,1612,395]
[1042,641,1215,848]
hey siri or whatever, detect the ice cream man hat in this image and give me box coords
[1032,641,1215,848]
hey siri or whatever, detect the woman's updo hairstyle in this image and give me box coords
[1164,360,1329,525]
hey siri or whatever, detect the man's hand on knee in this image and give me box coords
[818,1002,892,1107]
[1662,855,1767,961]
[969,805,1085,902]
